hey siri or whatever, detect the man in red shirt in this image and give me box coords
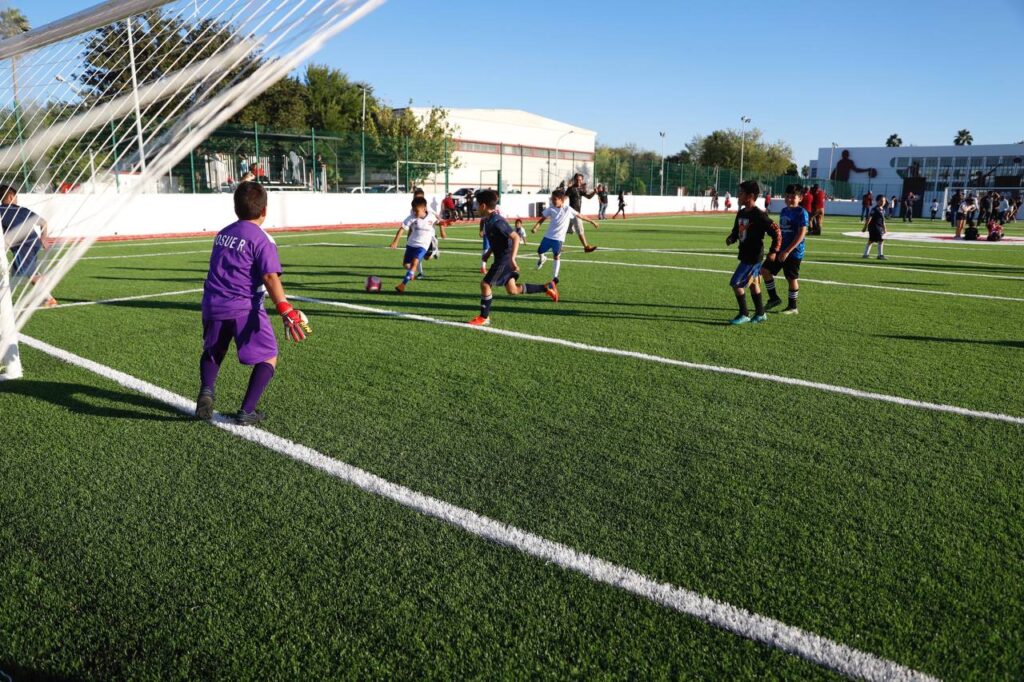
[442,192,457,221]
[809,183,826,234]
[800,186,813,215]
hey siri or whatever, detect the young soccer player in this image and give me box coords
[762,184,807,315]
[930,198,939,220]
[0,185,57,307]
[861,195,888,259]
[390,196,446,292]
[613,191,626,219]
[468,190,558,327]
[725,181,782,325]
[196,182,311,425]
[530,189,600,282]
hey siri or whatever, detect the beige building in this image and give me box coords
[407,108,596,194]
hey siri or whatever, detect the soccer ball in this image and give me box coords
[365,275,382,293]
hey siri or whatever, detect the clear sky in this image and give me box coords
[12,0,1024,166]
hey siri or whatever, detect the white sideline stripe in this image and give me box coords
[45,288,204,309]
[18,333,937,682]
[292,294,1024,427]
[79,241,363,261]
[342,231,1024,282]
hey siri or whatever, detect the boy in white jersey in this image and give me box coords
[389,196,446,293]
[529,189,600,282]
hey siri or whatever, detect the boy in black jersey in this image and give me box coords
[468,190,558,327]
[725,181,782,325]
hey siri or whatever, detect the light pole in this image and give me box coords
[359,86,368,191]
[827,142,837,185]
[738,116,751,183]
[552,129,574,189]
[659,131,666,196]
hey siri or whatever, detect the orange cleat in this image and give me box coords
[544,282,559,303]
[583,245,597,253]
[395,282,406,294]
[467,315,491,326]
[43,297,58,308]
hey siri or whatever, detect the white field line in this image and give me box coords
[84,225,403,250]
[344,231,1024,282]
[18,333,938,682]
[46,288,204,309]
[79,241,364,261]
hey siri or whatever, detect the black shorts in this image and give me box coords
[483,258,519,286]
[867,228,885,243]
[762,255,801,280]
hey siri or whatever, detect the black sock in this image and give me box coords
[734,291,749,317]
[788,288,799,309]
[524,283,546,294]
[480,296,493,318]
[765,280,779,301]
[752,290,764,316]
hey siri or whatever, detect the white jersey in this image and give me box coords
[402,213,440,249]
[541,204,579,242]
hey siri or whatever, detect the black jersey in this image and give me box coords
[482,212,516,261]
[729,206,782,264]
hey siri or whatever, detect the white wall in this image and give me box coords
[19,191,757,240]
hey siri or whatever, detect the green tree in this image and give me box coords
[885,134,902,147]
[784,163,799,176]
[801,165,810,178]
[954,129,973,145]
[0,7,30,37]
[369,104,458,188]
[688,128,793,177]
[303,64,370,133]
[230,77,309,130]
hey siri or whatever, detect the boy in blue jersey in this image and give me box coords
[725,181,782,325]
[468,190,557,326]
[761,184,808,315]
[197,182,311,425]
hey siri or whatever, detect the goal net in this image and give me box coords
[0,0,383,379]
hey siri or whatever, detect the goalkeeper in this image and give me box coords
[196,181,311,425]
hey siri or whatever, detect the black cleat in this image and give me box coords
[234,410,266,426]
[195,389,214,420]
[765,297,783,310]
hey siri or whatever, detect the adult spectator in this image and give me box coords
[809,183,826,234]
[998,193,1010,223]
[890,195,898,218]
[947,189,963,227]
[800,185,814,217]
[442,193,458,221]
[464,191,476,220]
[902,192,915,222]
[710,187,720,210]
[596,184,609,219]
[861,191,873,220]
[565,173,598,251]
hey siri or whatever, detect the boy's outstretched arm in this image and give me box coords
[388,225,404,248]
[263,272,311,341]
[531,217,547,234]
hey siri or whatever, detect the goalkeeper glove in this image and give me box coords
[276,301,311,341]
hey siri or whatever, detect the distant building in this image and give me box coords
[810,143,1024,207]
[405,108,596,194]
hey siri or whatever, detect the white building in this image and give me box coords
[407,108,596,194]
[809,143,1024,210]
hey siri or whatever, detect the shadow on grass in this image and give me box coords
[878,334,1024,349]
[0,380,183,421]
[0,662,78,681]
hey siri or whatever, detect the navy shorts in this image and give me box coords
[729,261,762,288]
[483,258,519,287]
[761,255,801,280]
[403,245,428,265]
[10,240,41,278]
[867,228,885,243]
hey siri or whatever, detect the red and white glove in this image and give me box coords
[276,301,311,342]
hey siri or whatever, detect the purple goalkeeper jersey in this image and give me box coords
[201,220,282,320]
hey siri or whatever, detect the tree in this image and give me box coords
[0,7,30,37]
[801,165,810,178]
[784,163,799,176]
[885,134,902,147]
[369,104,458,187]
[954,129,973,146]
[303,64,370,133]
[687,128,794,177]
[230,77,309,130]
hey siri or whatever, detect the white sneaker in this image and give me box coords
[536,254,547,269]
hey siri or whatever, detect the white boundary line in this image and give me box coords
[17,333,938,682]
[291,295,1024,426]
[45,288,204,309]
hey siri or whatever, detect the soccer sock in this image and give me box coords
[416,261,424,276]
[863,242,872,257]
[523,283,546,294]
[765,279,779,301]
[402,269,414,285]
[878,242,885,257]
[552,259,561,280]
[240,362,275,414]
[199,350,222,392]
[734,291,749,317]
[751,289,764,316]
[788,287,799,309]
[480,295,493,319]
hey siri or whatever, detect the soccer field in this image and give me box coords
[2,213,1022,680]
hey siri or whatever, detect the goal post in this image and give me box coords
[0,0,383,379]
[396,160,440,194]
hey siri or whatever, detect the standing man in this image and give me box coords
[565,173,598,252]
[809,183,826,235]
[902,192,915,222]
[861,191,873,220]
[596,184,609,219]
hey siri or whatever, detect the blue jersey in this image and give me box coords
[778,206,808,259]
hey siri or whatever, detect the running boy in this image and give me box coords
[196,182,311,425]
[862,194,887,259]
[468,190,558,327]
[530,188,600,283]
[390,196,446,292]
[762,184,807,315]
[725,181,782,325]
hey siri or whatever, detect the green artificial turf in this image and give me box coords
[2,213,1023,680]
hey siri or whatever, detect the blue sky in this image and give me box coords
[14,0,1024,165]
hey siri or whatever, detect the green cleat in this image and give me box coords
[750,313,769,324]
[729,314,751,325]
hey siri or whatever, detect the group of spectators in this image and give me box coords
[945,189,1018,240]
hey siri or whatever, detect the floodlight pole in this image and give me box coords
[126,16,147,173]
[359,86,367,191]
[659,131,666,196]
[738,116,750,183]
[554,129,574,188]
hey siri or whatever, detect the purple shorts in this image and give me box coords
[203,308,277,365]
